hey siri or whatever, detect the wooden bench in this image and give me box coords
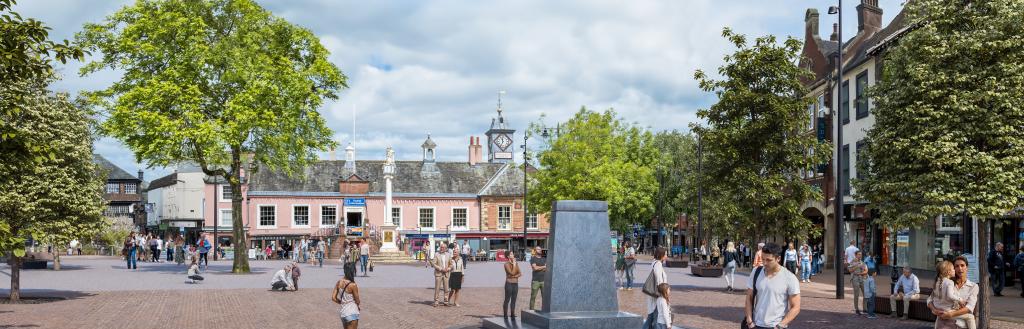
[873,295,935,321]
[691,265,722,277]
[665,258,688,268]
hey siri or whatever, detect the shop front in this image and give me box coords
[344,198,366,237]
[249,234,309,259]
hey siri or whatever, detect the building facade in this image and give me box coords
[93,154,146,231]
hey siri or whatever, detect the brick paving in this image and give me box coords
[1,256,1022,328]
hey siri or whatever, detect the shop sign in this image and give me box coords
[169,221,196,228]
[432,234,450,238]
[896,233,910,247]
[344,198,366,207]
[224,249,234,260]
[406,234,429,239]
[247,249,257,259]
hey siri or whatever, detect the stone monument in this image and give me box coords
[483,200,642,329]
[379,146,399,252]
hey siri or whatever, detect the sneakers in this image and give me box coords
[866,314,877,319]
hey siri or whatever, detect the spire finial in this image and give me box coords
[497,90,506,116]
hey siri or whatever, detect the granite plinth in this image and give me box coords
[521,310,641,329]
[540,201,619,314]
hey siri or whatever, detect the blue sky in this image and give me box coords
[14,0,903,181]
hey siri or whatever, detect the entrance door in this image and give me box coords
[346,211,363,228]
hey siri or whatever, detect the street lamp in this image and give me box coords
[828,0,845,300]
[522,124,560,260]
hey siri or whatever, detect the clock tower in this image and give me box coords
[486,91,515,163]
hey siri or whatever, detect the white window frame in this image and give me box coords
[937,214,961,232]
[125,183,137,194]
[219,184,232,202]
[106,182,120,194]
[391,207,403,228]
[219,208,232,227]
[320,204,339,227]
[497,205,512,231]
[451,207,469,231]
[292,204,311,228]
[526,213,539,230]
[417,207,436,231]
[257,204,277,229]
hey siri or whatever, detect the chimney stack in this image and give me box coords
[468,136,483,165]
[805,9,820,41]
[830,23,839,42]
[137,169,144,181]
[856,0,882,34]
[329,147,336,161]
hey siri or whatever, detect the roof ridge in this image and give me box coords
[477,162,511,195]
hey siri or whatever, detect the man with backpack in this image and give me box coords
[744,243,801,329]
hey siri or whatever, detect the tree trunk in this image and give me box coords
[54,253,61,271]
[9,255,21,302]
[977,220,990,329]
[231,149,251,273]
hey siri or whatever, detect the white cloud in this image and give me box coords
[13,0,904,176]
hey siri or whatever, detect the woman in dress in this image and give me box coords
[175,237,186,266]
[332,269,361,329]
[448,247,465,306]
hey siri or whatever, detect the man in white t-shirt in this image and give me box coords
[845,241,859,265]
[745,243,801,329]
[359,241,371,276]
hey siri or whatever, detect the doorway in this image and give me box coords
[346,211,363,228]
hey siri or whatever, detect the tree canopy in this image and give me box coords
[692,28,830,241]
[528,108,659,233]
[76,0,347,273]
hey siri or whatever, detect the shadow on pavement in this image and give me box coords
[0,289,95,302]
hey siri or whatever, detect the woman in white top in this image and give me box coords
[186,257,203,283]
[448,247,466,306]
[644,247,672,329]
[783,243,798,274]
[332,270,361,329]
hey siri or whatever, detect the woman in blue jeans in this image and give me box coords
[624,241,637,290]
[123,234,137,270]
[799,244,812,282]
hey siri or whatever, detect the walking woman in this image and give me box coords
[615,244,626,289]
[175,237,185,266]
[799,244,812,283]
[448,247,465,306]
[123,233,137,270]
[783,242,798,274]
[332,269,361,329]
[723,241,739,292]
[624,241,637,290]
[166,237,175,262]
[502,250,521,319]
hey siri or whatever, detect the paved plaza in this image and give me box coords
[1,256,1022,328]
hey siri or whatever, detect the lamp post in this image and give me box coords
[522,125,560,260]
[696,132,704,265]
[828,1,845,300]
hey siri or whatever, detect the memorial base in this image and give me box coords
[483,312,688,329]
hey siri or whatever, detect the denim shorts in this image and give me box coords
[341,314,359,323]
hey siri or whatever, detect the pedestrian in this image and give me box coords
[186,257,204,284]
[987,242,1009,296]
[698,241,708,263]
[348,243,360,279]
[529,246,547,310]
[197,234,210,268]
[889,266,920,319]
[1014,246,1024,298]
[624,241,637,290]
[187,244,197,265]
[448,246,465,307]
[136,233,146,261]
[502,250,521,319]
[927,256,978,329]
[317,243,325,267]
[300,238,309,263]
[864,267,878,318]
[360,239,370,277]
[864,251,877,273]
[711,244,721,266]
[291,261,302,291]
[431,243,452,307]
[848,250,868,315]
[723,241,739,292]
[422,240,432,268]
[461,241,471,269]
[740,243,750,268]
[264,245,273,260]
[123,233,138,270]
[743,243,800,329]
[332,269,361,329]
[156,236,165,262]
[930,260,975,329]
[615,244,626,289]
[812,244,822,277]
[271,265,294,291]
[845,241,859,266]
[165,238,175,263]
[642,247,671,329]
[752,242,765,268]
[175,237,185,265]
[783,243,798,275]
[799,244,812,283]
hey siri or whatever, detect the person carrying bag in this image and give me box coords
[642,247,672,329]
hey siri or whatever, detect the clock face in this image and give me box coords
[495,135,512,150]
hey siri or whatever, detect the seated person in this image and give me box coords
[271,264,294,291]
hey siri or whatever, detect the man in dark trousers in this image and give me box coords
[988,242,1009,296]
[529,246,547,311]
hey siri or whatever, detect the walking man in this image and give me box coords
[845,241,859,266]
[360,239,370,277]
[744,243,801,329]
[432,243,451,307]
[889,266,920,319]
[988,242,1009,296]
[461,241,471,269]
[529,246,547,311]
[197,234,211,268]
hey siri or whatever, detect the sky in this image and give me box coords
[13,0,903,181]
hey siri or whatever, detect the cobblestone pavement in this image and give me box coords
[1,256,1021,328]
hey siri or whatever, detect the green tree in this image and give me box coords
[692,28,830,242]
[76,0,347,273]
[856,1,1024,326]
[651,131,697,246]
[0,79,107,301]
[528,108,659,234]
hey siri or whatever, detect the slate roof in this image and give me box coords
[248,160,523,196]
[841,7,907,71]
[478,164,525,196]
[93,154,138,181]
[146,173,179,191]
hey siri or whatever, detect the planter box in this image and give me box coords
[665,259,688,268]
[22,260,48,269]
[691,265,723,277]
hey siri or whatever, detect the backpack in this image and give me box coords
[741,267,765,328]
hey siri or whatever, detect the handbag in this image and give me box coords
[642,269,660,298]
[740,266,764,329]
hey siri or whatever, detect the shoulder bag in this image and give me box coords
[741,266,764,329]
[642,265,661,298]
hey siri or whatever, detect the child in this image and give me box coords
[931,260,975,329]
[186,257,204,284]
[864,267,877,318]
